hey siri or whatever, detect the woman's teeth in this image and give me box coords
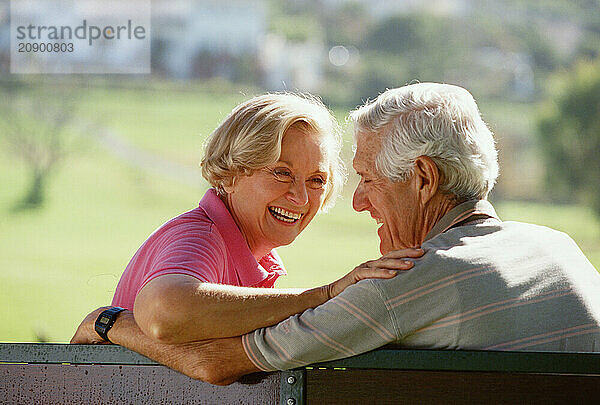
[269,207,302,223]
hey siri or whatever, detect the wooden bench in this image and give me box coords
[1,343,599,404]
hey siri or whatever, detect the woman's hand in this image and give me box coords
[70,306,113,344]
[325,248,425,299]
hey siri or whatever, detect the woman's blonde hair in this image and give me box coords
[201,93,345,211]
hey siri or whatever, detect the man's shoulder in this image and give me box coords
[411,219,585,281]
[502,220,572,237]
[425,219,574,251]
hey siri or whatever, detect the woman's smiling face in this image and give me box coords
[224,124,329,258]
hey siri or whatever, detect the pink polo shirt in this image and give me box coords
[111,189,286,310]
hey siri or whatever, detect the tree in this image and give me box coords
[538,59,600,215]
[0,80,78,210]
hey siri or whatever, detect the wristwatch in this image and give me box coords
[95,307,126,342]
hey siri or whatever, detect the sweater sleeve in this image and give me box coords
[242,279,396,371]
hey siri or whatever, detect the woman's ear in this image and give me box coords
[222,177,236,194]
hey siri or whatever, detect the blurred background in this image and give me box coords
[0,0,599,342]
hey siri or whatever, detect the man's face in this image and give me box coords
[352,131,421,254]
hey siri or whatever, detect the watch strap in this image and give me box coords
[94,307,126,342]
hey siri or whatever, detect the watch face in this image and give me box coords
[99,316,111,325]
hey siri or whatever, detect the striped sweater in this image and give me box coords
[243,200,600,371]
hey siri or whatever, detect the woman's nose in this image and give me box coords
[286,180,309,206]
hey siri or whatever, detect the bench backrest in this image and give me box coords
[1,343,599,404]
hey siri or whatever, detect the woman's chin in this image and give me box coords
[275,233,299,248]
[267,228,302,249]
[267,216,307,247]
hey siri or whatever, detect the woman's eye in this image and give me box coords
[308,177,326,189]
[272,169,293,180]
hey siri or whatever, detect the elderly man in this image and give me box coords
[72,83,600,385]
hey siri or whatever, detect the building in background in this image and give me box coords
[152,0,324,91]
[0,0,325,91]
[260,33,324,92]
[152,0,265,79]
[6,0,150,74]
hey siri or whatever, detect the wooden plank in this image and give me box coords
[306,369,600,405]
[311,348,600,374]
[0,363,279,405]
[3,344,599,375]
[0,343,156,365]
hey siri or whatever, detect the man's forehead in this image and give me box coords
[354,130,381,149]
[353,130,382,170]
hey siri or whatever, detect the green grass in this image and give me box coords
[75,87,357,165]
[0,144,201,342]
[1,86,598,343]
[76,88,248,166]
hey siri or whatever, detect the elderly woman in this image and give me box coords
[73,93,421,345]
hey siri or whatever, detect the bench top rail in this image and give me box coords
[1,343,599,374]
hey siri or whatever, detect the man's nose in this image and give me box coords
[352,183,368,212]
[287,180,309,206]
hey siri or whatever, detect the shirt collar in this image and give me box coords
[199,189,286,286]
[424,199,500,242]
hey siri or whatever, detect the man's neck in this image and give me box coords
[417,194,458,244]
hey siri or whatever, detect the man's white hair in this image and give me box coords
[350,83,499,201]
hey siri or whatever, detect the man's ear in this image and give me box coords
[412,156,440,206]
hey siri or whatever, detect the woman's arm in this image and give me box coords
[134,248,424,343]
[70,308,256,385]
